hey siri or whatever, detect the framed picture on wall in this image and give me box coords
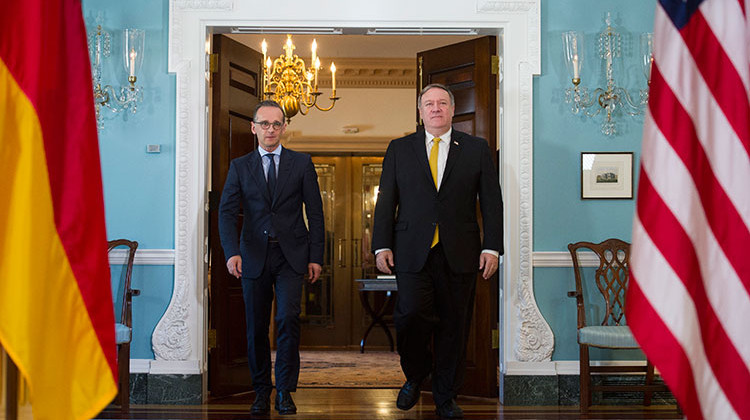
[580,152,634,199]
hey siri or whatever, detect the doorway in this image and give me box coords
[206,31,501,398]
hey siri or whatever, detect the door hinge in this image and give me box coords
[491,55,499,75]
[208,329,217,350]
[209,53,218,73]
[491,328,499,349]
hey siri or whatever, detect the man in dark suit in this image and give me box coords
[219,100,324,415]
[372,84,504,419]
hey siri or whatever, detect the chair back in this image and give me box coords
[107,239,138,328]
[568,238,630,329]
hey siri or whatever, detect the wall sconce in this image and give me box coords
[87,23,145,129]
[562,13,653,136]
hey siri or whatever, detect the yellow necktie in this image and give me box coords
[429,137,441,247]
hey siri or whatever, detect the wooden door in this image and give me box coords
[418,36,499,397]
[300,157,351,347]
[301,156,389,349]
[208,34,261,397]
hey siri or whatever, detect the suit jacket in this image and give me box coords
[372,128,503,273]
[218,147,325,278]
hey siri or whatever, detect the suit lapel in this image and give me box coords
[410,131,433,188]
[442,130,462,188]
[273,147,294,206]
[248,151,272,206]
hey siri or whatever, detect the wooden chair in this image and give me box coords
[108,239,139,412]
[567,239,669,413]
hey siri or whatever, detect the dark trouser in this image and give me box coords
[394,243,477,407]
[241,241,303,395]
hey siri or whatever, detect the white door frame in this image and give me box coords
[153,0,551,382]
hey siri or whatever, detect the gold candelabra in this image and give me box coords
[262,35,339,122]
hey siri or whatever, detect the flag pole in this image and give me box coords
[2,347,18,420]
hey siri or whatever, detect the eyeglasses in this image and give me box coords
[254,120,284,131]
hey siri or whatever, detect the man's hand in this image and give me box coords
[227,255,242,278]
[308,263,322,283]
[478,252,498,279]
[375,250,395,275]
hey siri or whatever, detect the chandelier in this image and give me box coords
[562,13,652,136]
[87,20,145,130]
[262,35,339,122]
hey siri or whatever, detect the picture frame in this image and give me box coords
[580,152,634,199]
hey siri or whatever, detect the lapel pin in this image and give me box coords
[453,141,459,145]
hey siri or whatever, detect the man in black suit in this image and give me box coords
[372,84,504,419]
[219,100,324,415]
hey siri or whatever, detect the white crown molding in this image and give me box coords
[324,58,415,89]
[282,132,392,154]
[109,249,175,265]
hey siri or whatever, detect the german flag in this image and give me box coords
[0,1,118,419]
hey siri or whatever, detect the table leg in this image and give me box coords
[359,290,396,353]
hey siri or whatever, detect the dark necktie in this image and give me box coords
[266,154,276,196]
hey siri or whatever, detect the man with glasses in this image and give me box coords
[372,84,504,419]
[219,100,324,415]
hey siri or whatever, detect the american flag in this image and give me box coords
[627,0,750,419]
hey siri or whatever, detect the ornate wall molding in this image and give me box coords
[513,60,553,362]
[152,60,193,361]
[476,0,540,71]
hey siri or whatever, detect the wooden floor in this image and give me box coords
[94,389,683,419]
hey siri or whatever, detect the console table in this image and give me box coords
[355,278,397,353]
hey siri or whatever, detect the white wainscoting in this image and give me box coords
[109,249,175,265]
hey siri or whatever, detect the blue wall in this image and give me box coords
[533,1,655,360]
[84,0,175,359]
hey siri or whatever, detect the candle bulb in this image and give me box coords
[261,39,267,64]
[129,48,136,78]
[311,39,317,70]
[314,57,320,89]
[330,62,336,96]
[572,53,579,80]
[286,35,293,59]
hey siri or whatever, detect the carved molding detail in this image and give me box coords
[514,61,553,362]
[283,132,391,154]
[152,60,193,361]
[310,58,415,89]
[476,0,540,71]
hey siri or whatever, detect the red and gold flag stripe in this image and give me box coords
[0,1,118,419]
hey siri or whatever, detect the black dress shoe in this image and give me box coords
[435,399,464,419]
[275,390,297,415]
[250,392,270,415]
[396,379,422,410]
